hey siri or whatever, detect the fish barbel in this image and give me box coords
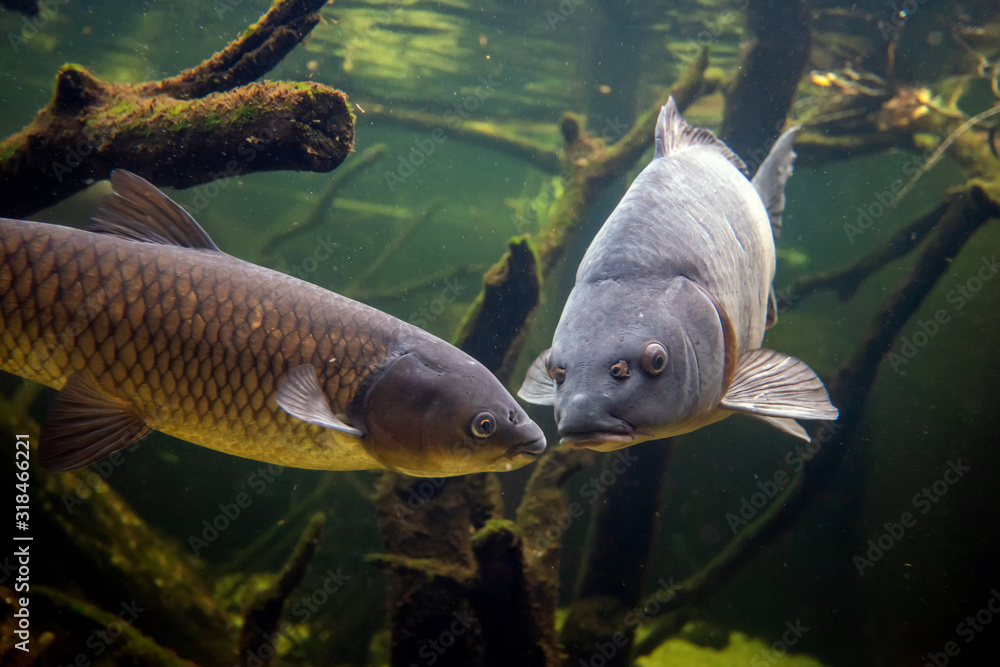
[0,170,545,475]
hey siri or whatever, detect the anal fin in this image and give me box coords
[40,373,150,472]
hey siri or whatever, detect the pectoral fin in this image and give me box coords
[275,364,363,436]
[40,373,150,472]
[517,349,556,406]
[720,348,839,423]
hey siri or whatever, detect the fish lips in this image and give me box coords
[507,438,547,460]
[558,424,636,451]
[505,427,547,460]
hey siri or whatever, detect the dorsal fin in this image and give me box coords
[751,126,800,242]
[91,170,220,250]
[654,97,748,175]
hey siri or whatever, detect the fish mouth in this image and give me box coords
[559,424,635,450]
[506,436,547,459]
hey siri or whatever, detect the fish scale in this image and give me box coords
[0,218,398,470]
[0,170,545,476]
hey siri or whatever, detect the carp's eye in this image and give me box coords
[641,342,668,375]
[548,366,566,384]
[471,411,498,438]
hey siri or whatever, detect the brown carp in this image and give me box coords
[0,170,545,476]
[519,98,838,449]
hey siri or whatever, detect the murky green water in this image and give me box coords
[2,1,1000,665]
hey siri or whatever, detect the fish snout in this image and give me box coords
[506,419,547,459]
[556,392,634,449]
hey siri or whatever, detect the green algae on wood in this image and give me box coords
[453,235,541,378]
[0,0,352,219]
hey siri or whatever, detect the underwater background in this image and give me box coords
[1,0,1000,665]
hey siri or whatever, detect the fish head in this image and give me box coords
[358,340,546,476]
[539,277,731,450]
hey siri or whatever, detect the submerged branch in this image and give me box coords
[640,185,999,625]
[344,201,443,297]
[720,0,811,169]
[789,199,949,301]
[0,0,353,218]
[453,236,541,381]
[356,102,562,174]
[237,513,325,666]
[536,49,707,274]
[34,587,201,666]
[262,144,387,261]
[149,0,330,100]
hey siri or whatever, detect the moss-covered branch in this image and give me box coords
[34,587,202,666]
[354,102,563,174]
[148,0,330,100]
[0,0,353,218]
[790,199,948,300]
[536,49,708,275]
[453,236,541,380]
[237,513,325,666]
[719,0,811,168]
[0,0,36,17]
[637,185,999,631]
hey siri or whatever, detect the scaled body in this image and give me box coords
[1,171,544,475]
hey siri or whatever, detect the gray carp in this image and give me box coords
[519,98,838,449]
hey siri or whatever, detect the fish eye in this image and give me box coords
[641,342,668,375]
[548,366,566,384]
[471,411,498,438]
